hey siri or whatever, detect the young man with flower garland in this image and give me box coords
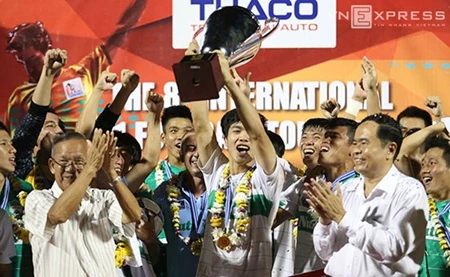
[143,105,194,193]
[419,137,450,276]
[190,50,284,276]
[307,114,428,276]
[153,132,208,277]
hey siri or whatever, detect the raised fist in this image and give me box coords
[121,69,140,93]
[95,71,118,92]
[425,96,443,117]
[146,91,164,115]
[44,48,67,76]
[320,98,341,119]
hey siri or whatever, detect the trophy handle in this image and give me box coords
[192,25,206,49]
[230,18,280,67]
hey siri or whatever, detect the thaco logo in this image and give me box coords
[173,0,336,49]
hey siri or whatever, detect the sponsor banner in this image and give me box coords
[172,0,337,48]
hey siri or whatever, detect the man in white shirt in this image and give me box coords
[306,113,428,276]
[191,50,284,277]
[24,130,141,276]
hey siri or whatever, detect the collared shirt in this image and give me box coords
[313,166,428,277]
[24,182,134,277]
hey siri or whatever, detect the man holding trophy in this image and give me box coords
[173,6,283,276]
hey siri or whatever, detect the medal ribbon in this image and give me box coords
[1,178,11,210]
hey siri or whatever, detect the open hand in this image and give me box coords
[361,56,377,91]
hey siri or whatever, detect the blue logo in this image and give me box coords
[191,0,319,21]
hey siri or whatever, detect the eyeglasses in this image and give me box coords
[51,157,86,170]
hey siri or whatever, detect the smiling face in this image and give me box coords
[181,133,201,177]
[350,121,395,178]
[0,130,17,176]
[420,147,450,199]
[224,122,253,165]
[162,118,194,163]
[319,126,352,168]
[299,126,325,169]
[49,138,87,191]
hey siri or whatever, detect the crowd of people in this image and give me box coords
[1,23,450,277]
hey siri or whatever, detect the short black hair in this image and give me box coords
[51,132,86,156]
[267,130,285,158]
[114,131,141,165]
[360,113,403,159]
[161,105,192,133]
[397,106,432,127]
[302,118,328,134]
[0,121,9,134]
[424,138,450,167]
[220,109,267,137]
[327,118,358,143]
[47,108,66,133]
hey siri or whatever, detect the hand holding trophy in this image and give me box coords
[173,6,279,102]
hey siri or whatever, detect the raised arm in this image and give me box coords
[126,91,163,194]
[186,40,220,166]
[102,132,141,223]
[13,49,67,179]
[76,72,117,137]
[93,70,140,133]
[395,122,446,176]
[47,129,107,225]
[215,50,277,174]
[362,57,380,116]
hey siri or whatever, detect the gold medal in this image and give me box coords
[217,235,232,251]
[190,238,203,256]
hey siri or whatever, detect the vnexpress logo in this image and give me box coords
[351,5,372,29]
[173,0,337,49]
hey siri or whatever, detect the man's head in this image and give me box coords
[319,118,357,168]
[397,106,432,137]
[113,131,142,176]
[220,109,267,165]
[6,22,52,83]
[420,138,450,199]
[267,130,285,158]
[161,105,194,163]
[299,118,328,169]
[34,110,66,164]
[351,114,402,178]
[0,121,16,176]
[180,133,201,177]
[49,132,87,191]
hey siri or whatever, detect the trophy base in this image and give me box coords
[173,53,224,102]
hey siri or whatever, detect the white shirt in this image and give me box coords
[24,182,135,277]
[196,147,284,277]
[0,209,16,264]
[313,166,428,277]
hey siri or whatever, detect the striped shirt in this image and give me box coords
[196,147,284,277]
[24,182,135,277]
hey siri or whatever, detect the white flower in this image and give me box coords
[210,207,222,214]
[212,228,224,241]
[213,202,224,209]
[235,211,246,219]
[234,192,247,202]
[229,232,241,246]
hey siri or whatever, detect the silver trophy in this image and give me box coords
[173,6,279,102]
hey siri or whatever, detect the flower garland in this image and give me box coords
[428,196,450,268]
[9,191,30,244]
[210,164,255,251]
[155,162,165,188]
[166,174,203,256]
[113,232,133,268]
